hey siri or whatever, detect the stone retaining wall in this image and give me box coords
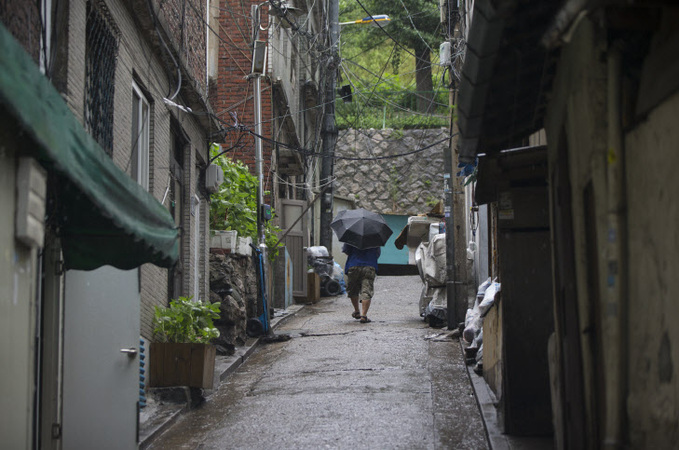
[334,128,448,215]
[209,253,257,354]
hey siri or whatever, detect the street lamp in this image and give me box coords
[340,14,391,27]
[319,9,391,253]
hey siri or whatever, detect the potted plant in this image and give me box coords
[149,296,221,389]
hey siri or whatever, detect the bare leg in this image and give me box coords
[361,298,371,318]
[351,297,360,313]
[350,297,361,318]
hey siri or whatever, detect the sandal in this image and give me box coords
[351,311,361,320]
[360,316,371,323]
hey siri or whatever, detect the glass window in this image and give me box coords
[131,82,150,190]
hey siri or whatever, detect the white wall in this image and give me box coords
[0,145,39,449]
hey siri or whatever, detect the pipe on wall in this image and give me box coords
[603,45,628,450]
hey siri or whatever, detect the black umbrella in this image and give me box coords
[330,208,393,250]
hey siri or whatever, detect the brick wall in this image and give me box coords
[56,0,212,340]
[151,0,208,96]
[0,0,41,62]
[213,0,274,194]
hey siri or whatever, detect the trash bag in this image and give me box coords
[307,246,334,278]
[307,246,329,259]
[463,280,500,344]
[463,309,481,344]
[419,282,432,317]
[333,262,346,294]
[422,234,446,286]
[415,242,426,283]
[424,287,447,328]
[478,282,500,317]
[477,277,492,300]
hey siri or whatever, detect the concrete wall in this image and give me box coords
[0,4,43,447]
[625,88,679,448]
[0,141,39,450]
[545,13,679,448]
[544,17,608,444]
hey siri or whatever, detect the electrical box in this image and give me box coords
[15,157,47,248]
[440,41,452,66]
[261,204,272,221]
[251,40,267,75]
[339,85,352,103]
[205,164,224,194]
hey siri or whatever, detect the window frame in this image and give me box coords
[131,81,150,190]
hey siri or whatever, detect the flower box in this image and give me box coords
[149,342,216,389]
[210,230,238,252]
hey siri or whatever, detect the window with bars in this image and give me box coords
[84,0,119,155]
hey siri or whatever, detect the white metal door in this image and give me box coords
[62,267,140,449]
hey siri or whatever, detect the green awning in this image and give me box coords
[0,24,179,270]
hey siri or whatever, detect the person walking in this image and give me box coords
[342,243,380,323]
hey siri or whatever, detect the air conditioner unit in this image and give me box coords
[205,164,224,194]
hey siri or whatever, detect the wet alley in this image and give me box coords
[147,275,488,449]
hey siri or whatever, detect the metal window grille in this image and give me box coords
[84,0,119,156]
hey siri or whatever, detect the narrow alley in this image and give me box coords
[147,275,488,449]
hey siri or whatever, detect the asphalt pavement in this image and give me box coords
[147,275,489,449]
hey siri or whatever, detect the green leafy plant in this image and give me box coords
[389,129,404,140]
[153,296,221,344]
[336,90,449,130]
[425,195,441,207]
[209,145,283,259]
[389,166,401,210]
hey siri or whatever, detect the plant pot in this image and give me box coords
[149,342,216,389]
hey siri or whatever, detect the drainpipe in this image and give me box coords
[603,45,627,449]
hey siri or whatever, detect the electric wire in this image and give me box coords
[112,0,452,174]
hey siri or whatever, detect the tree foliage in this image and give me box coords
[209,145,282,259]
[339,0,441,111]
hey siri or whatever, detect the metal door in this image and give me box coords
[280,199,307,298]
[62,267,140,449]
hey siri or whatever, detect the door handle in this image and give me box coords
[120,347,138,356]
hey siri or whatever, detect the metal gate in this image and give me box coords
[280,199,307,298]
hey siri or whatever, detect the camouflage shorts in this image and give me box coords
[346,266,376,301]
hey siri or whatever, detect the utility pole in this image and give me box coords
[445,1,460,330]
[319,0,339,252]
[444,145,457,329]
[251,5,266,246]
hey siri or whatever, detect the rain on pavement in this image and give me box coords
[148,275,488,449]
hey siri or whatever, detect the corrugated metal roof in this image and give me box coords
[457,0,561,162]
